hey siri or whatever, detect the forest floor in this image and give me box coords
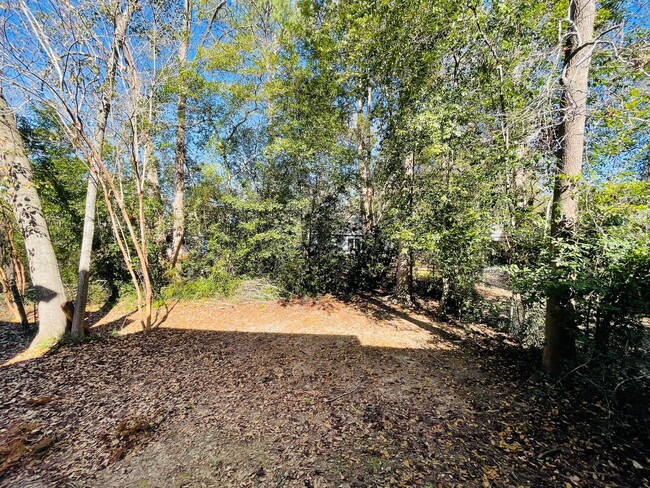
[0,293,648,487]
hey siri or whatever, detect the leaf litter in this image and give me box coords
[0,296,648,487]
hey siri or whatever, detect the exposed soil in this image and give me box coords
[0,296,648,487]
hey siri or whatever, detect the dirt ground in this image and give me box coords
[1,295,648,487]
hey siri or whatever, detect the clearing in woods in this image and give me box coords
[0,295,648,487]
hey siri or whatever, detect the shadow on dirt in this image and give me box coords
[0,300,648,487]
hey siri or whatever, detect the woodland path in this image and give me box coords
[0,296,648,487]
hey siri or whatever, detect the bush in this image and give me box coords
[160,276,240,301]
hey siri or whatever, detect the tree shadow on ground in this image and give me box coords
[341,293,465,345]
[1,317,648,487]
[0,319,35,364]
[85,291,121,329]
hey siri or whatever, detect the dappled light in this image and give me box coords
[2,297,648,486]
[101,296,461,351]
[0,0,648,485]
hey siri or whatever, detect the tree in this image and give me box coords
[171,0,191,270]
[543,0,596,375]
[394,152,414,302]
[72,0,137,337]
[0,208,28,327]
[0,94,67,347]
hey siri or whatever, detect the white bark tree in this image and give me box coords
[171,0,191,270]
[0,94,67,347]
[1,0,156,331]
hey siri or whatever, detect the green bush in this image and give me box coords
[160,275,240,301]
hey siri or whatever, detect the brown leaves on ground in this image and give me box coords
[0,422,55,477]
[0,296,648,487]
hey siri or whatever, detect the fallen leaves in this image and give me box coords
[0,422,55,477]
[0,298,648,487]
[25,396,54,406]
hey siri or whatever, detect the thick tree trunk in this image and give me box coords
[395,152,414,302]
[543,0,596,375]
[72,1,136,337]
[172,0,190,270]
[395,243,413,301]
[0,95,67,347]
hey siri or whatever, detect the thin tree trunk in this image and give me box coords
[144,131,160,199]
[357,88,374,237]
[0,217,27,325]
[0,267,18,316]
[0,94,67,347]
[123,38,166,274]
[0,224,29,327]
[172,0,190,270]
[439,276,450,318]
[4,266,29,328]
[395,152,414,302]
[6,226,25,294]
[72,1,136,337]
[543,0,596,375]
[0,266,20,322]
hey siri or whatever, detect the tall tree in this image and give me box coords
[72,0,137,337]
[394,152,414,302]
[171,0,191,269]
[0,94,67,347]
[543,0,596,374]
[1,0,156,331]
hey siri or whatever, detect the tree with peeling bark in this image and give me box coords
[0,0,157,332]
[72,0,138,337]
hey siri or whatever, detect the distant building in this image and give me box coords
[337,215,363,253]
[489,224,508,243]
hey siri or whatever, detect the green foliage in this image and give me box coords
[8,0,647,374]
[511,178,650,350]
[19,110,86,284]
[19,109,128,296]
[160,276,240,301]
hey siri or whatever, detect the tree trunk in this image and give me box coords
[395,152,414,302]
[594,310,612,353]
[6,225,26,295]
[0,226,29,327]
[144,131,161,200]
[543,0,596,375]
[0,267,18,317]
[0,265,28,327]
[439,276,450,318]
[0,217,28,326]
[357,88,374,236]
[72,1,136,337]
[172,0,190,270]
[0,95,67,347]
